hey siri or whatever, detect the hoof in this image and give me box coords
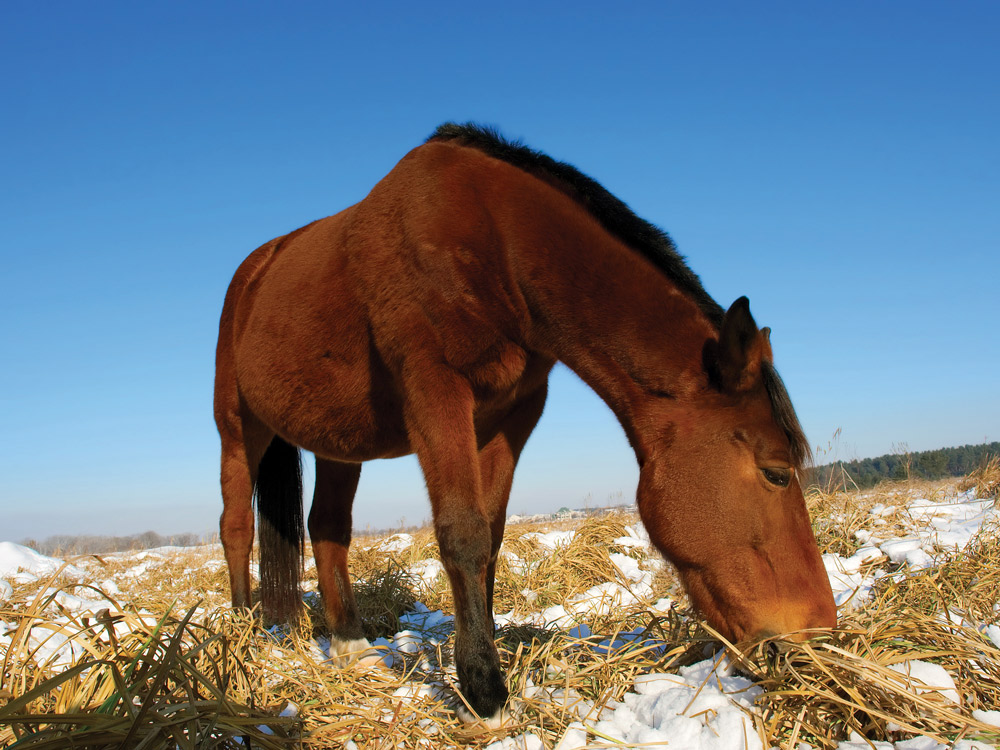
[457,704,507,730]
[455,654,509,727]
[329,636,379,666]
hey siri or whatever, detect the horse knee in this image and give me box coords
[220,495,254,561]
[436,510,491,570]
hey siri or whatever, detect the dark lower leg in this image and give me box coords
[406,372,508,719]
[436,508,508,719]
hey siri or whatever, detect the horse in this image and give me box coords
[213,122,837,724]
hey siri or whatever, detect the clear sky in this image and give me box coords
[2,1,997,542]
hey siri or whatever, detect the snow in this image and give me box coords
[370,602,455,670]
[613,523,651,549]
[520,529,576,550]
[981,627,1000,655]
[258,701,299,736]
[501,549,539,575]
[485,733,545,750]
[366,532,413,554]
[820,490,1000,611]
[498,581,649,630]
[584,656,763,750]
[887,660,961,705]
[974,709,1000,728]
[553,723,587,750]
[609,550,654,590]
[0,541,84,582]
[407,558,443,589]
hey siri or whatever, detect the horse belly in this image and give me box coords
[237,339,410,462]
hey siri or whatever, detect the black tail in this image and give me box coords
[255,436,304,625]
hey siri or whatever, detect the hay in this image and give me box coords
[737,610,1000,748]
[958,454,1000,499]
[351,562,419,642]
[0,592,297,748]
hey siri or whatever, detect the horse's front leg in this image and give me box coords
[405,369,507,724]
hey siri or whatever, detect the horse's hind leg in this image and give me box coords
[217,404,273,609]
[308,458,367,659]
[404,370,506,723]
[480,384,548,615]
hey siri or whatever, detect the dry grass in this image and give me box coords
[959,455,1000,499]
[738,518,1000,748]
[2,476,999,748]
[739,610,1000,748]
[0,592,296,748]
[806,479,957,558]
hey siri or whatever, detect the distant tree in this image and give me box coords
[918,450,948,478]
[808,441,1000,490]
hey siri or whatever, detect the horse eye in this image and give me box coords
[761,467,792,488]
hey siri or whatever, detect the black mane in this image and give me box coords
[429,123,809,468]
[428,122,725,327]
[761,361,811,469]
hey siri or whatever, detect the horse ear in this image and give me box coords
[706,297,773,393]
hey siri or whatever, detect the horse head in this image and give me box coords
[637,297,837,643]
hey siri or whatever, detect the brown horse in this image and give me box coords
[214,123,836,723]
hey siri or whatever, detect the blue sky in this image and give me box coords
[2,2,997,541]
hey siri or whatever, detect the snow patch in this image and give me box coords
[886,660,960,706]
[0,542,84,582]
[521,529,576,550]
[589,655,763,750]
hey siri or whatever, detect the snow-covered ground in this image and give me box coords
[2,485,998,750]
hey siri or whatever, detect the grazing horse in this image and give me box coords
[213,123,837,723]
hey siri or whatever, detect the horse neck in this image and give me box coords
[513,203,718,453]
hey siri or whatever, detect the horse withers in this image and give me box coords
[213,123,836,724]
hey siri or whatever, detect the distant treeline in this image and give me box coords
[809,442,999,490]
[22,531,209,556]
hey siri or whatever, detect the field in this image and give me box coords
[1,462,999,749]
